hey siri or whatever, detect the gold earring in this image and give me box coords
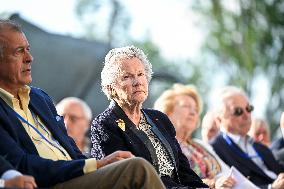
[111,90,117,98]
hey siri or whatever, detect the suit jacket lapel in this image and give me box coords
[29,91,60,139]
[110,101,159,171]
[222,135,272,179]
[142,110,178,169]
[29,90,75,157]
[253,143,282,175]
[0,98,37,153]
[110,101,147,145]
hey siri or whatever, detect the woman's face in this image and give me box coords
[112,57,148,107]
[170,95,199,135]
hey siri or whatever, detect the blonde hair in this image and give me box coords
[154,83,203,115]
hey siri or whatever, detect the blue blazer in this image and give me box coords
[0,87,87,187]
[0,156,13,176]
[211,133,284,188]
[91,101,207,189]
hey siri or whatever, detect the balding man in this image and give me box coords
[56,97,92,156]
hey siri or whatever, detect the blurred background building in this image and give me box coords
[10,14,181,116]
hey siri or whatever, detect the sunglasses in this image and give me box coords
[233,105,254,116]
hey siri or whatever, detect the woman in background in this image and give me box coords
[154,83,235,189]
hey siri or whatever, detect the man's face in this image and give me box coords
[61,102,90,143]
[218,94,253,136]
[0,30,33,91]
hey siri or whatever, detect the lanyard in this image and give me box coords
[14,110,67,156]
[222,133,263,161]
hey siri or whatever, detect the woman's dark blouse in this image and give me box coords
[91,101,207,189]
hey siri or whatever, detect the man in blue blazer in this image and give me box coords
[210,86,284,189]
[0,19,165,189]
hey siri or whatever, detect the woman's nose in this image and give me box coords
[132,76,141,86]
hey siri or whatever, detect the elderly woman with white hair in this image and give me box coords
[91,45,207,189]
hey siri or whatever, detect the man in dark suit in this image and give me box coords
[0,19,165,189]
[0,156,36,188]
[210,86,284,189]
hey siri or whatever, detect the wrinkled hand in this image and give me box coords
[215,175,235,189]
[272,173,284,189]
[97,150,134,168]
[5,175,37,189]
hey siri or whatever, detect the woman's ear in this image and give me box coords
[107,85,117,98]
[106,85,112,93]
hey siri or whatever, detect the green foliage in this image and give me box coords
[192,0,284,136]
[75,0,130,46]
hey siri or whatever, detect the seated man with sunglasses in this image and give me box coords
[210,86,284,189]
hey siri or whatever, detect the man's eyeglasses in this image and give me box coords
[233,105,254,116]
[62,114,85,123]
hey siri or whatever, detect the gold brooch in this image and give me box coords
[116,119,125,131]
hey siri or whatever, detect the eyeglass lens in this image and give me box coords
[233,105,254,116]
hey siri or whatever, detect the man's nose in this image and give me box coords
[24,50,33,63]
[243,110,251,118]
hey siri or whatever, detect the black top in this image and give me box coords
[91,101,208,189]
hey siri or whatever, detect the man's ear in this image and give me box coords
[215,115,222,126]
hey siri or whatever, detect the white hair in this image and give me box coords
[210,86,248,114]
[56,97,92,121]
[101,45,153,99]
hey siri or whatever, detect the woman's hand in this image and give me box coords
[97,150,135,168]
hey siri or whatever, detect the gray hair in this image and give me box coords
[210,86,248,115]
[0,19,22,60]
[101,45,153,99]
[56,97,92,121]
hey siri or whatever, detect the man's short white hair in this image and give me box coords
[210,86,248,114]
[56,97,92,121]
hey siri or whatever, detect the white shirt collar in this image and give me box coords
[220,127,253,149]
